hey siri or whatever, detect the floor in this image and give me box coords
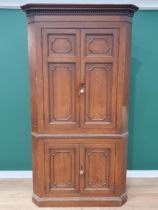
[0,178,158,210]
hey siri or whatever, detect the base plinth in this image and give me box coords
[32,193,127,207]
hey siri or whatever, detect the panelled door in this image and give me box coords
[45,143,80,194]
[44,142,115,195]
[42,28,119,131]
[80,29,119,129]
[80,143,115,195]
[42,29,80,129]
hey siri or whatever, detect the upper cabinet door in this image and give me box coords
[42,29,80,130]
[80,29,119,129]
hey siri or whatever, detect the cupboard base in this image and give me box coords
[32,193,127,207]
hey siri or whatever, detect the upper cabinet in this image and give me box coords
[22,4,138,134]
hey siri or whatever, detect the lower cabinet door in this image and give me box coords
[80,143,115,195]
[45,143,79,194]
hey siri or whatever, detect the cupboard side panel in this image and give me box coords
[123,23,132,132]
[114,137,127,195]
[116,23,132,133]
[28,23,38,132]
[32,137,45,196]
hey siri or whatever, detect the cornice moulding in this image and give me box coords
[1,1,158,10]
[21,4,138,17]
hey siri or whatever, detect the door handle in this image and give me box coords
[79,83,85,95]
[79,169,84,176]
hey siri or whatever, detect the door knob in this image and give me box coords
[79,83,85,95]
[79,169,84,175]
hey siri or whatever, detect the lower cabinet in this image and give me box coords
[44,142,116,196]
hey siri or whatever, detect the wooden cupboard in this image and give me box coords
[21,4,138,207]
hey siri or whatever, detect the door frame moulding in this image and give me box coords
[0,1,158,10]
[0,170,158,178]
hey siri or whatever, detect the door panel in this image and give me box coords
[48,63,75,122]
[85,63,112,123]
[80,143,115,195]
[80,29,119,129]
[86,34,114,56]
[42,29,80,130]
[45,143,79,194]
[47,34,75,56]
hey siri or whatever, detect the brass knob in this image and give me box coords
[80,88,85,94]
[80,169,84,175]
[79,83,85,95]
